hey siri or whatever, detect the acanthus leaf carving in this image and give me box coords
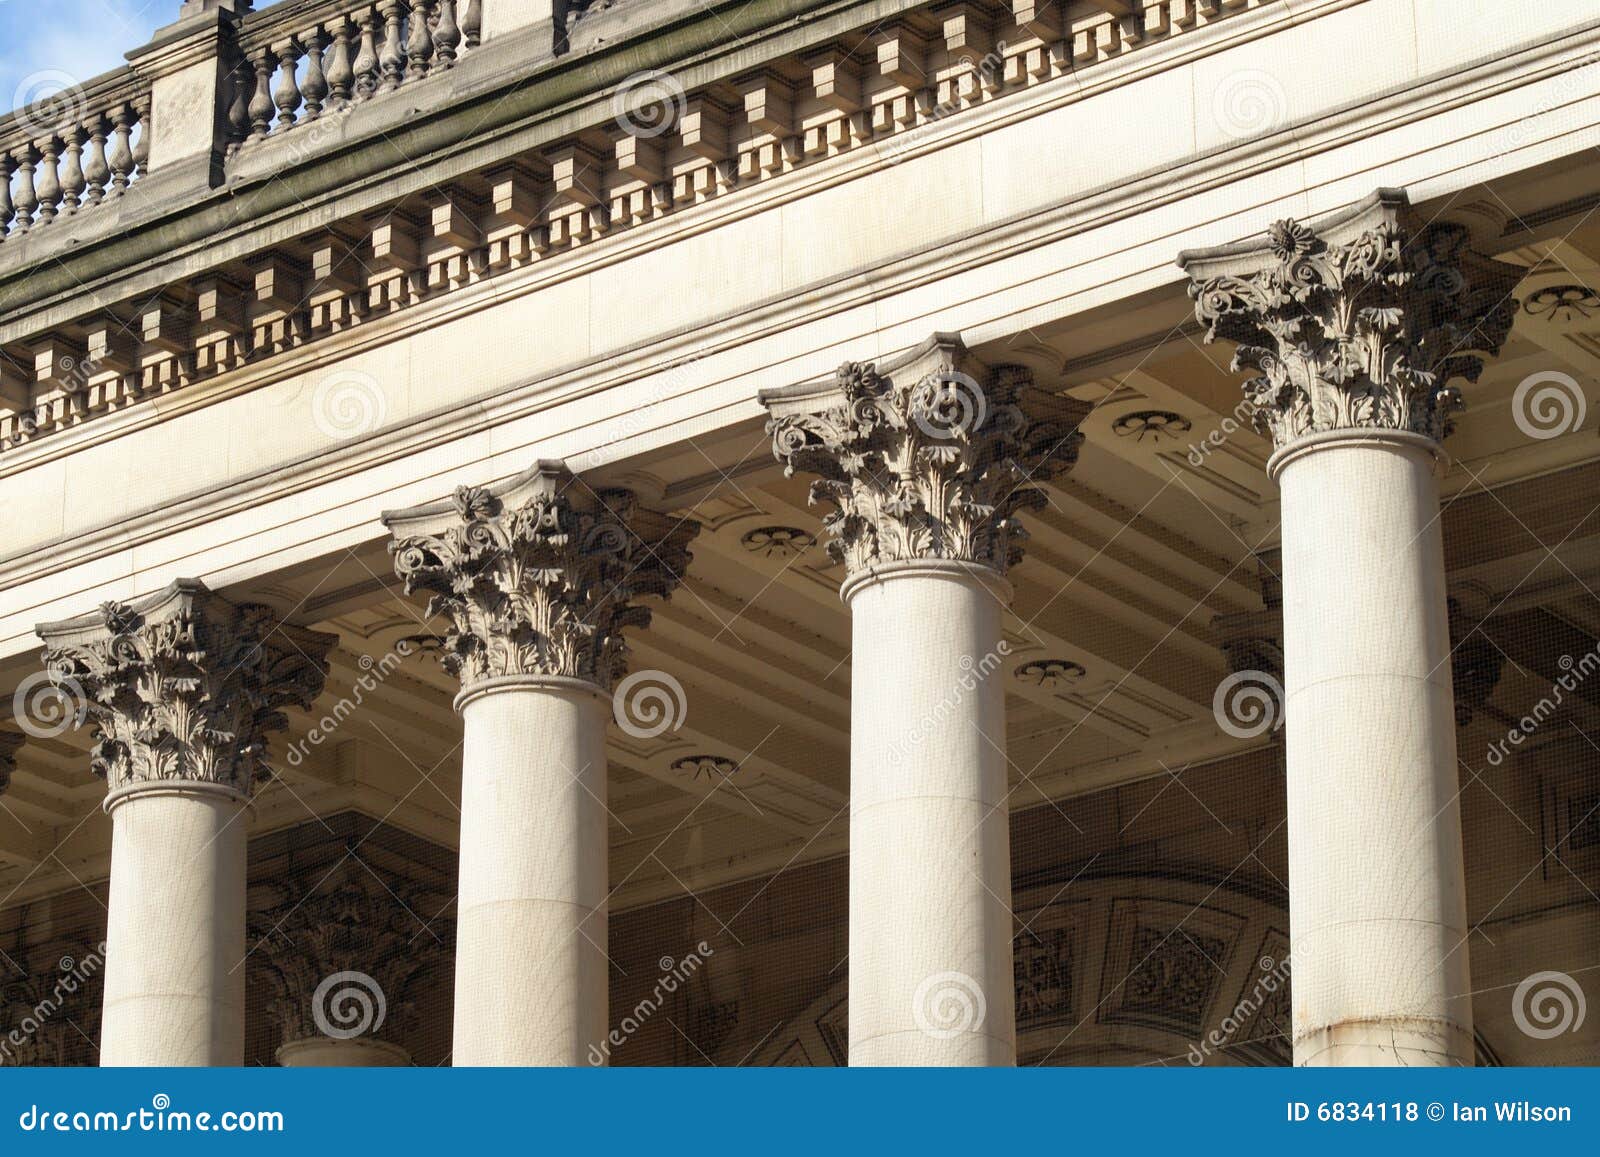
[384,463,697,692]
[1181,190,1523,449]
[35,581,335,797]
[763,335,1089,579]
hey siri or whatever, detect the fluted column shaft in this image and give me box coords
[765,335,1089,1065]
[37,581,333,1066]
[1183,190,1522,1065]
[385,462,696,1066]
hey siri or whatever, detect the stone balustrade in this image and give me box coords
[0,0,1265,459]
[0,74,153,243]
[229,0,485,148]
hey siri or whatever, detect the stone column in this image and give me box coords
[764,335,1089,1065]
[252,865,452,1067]
[37,581,333,1066]
[1182,190,1522,1066]
[384,463,696,1066]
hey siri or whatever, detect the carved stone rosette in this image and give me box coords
[761,334,1090,580]
[0,731,21,796]
[35,581,336,799]
[1180,189,1523,451]
[383,462,698,694]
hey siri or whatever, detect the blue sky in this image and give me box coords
[0,1,283,115]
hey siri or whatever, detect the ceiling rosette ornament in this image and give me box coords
[761,334,1091,579]
[35,581,335,797]
[1179,189,1523,450]
[383,462,698,693]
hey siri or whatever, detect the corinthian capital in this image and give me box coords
[1180,189,1523,450]
[761,334,1089,579]
[0,731,21,795]
[383,462,697,693]
[250,865,451,1053]
[35,581,335,798]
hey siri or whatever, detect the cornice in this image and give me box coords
[0,0,921,338]
[0,0,1595,620]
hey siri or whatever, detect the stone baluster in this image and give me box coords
[81,115,110,206]
[354,10,382,100]
[384,464,698,1066]
[11,145,37,232]
[248,50,276,141]
[226,59,253,148]
[301,29,330,121]
[33,136,61,225]
[37,582,335,1066]
[1181,190,1523,1067]
[763,335,1090,1066]
[406,1,436,82]
[58,126,85,215]
[378,1,406,93]
[0,154,14,239]
[325,18,356,108]
[434,0,462,67]
[272,41,303,131]
[107,105,136,193]
[462,0,482,47]
[130,96,151,181]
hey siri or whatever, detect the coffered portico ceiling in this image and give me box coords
[2,0,1600,928]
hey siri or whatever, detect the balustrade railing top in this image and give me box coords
[0,69,153,243]
[0,0,498,246]
[229,0,486,146]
